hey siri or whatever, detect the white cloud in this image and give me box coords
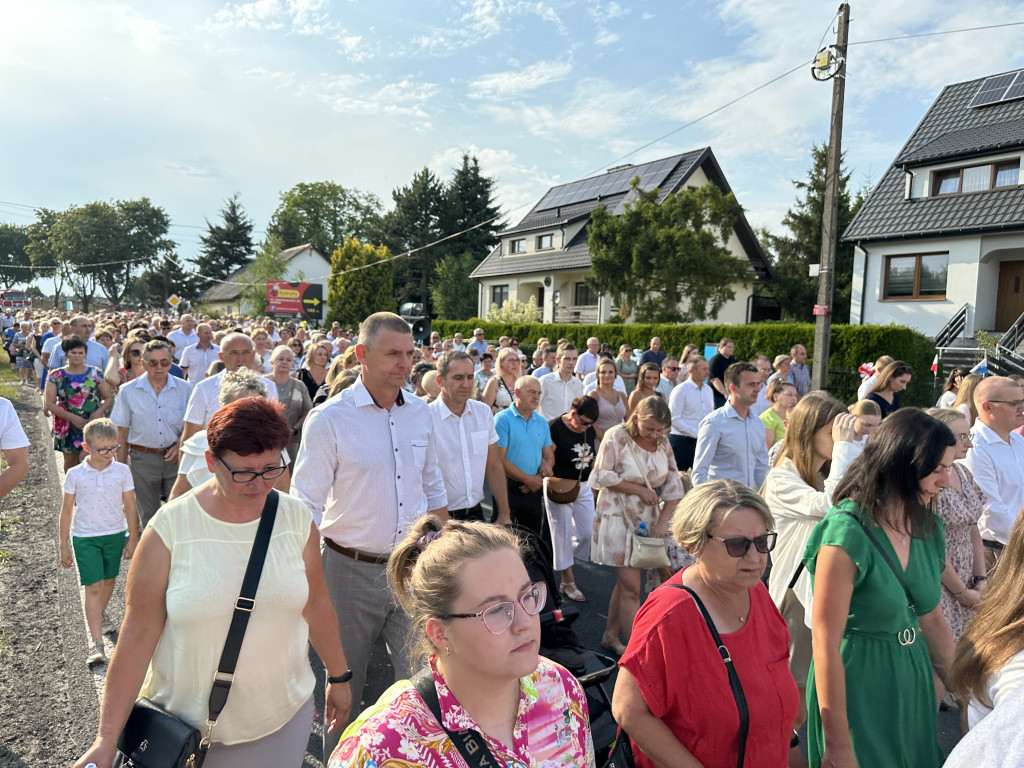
[411,0,567,55]
[594,29,619,45]
[202,0,333,35]
[467,59,573,99]
[304,75,439,120]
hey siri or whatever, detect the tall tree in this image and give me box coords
[25,208,65,305]
[196,193,255,291]
[381,167,446,309]
[587,180,750,323]
[267,182,383,259]
[239,234,289,316]
[431,251,481,320]
[0,224,31,292]
[327,237,394,328]
[764,143,864,321]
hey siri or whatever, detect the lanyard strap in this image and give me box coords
[412,666,503,768]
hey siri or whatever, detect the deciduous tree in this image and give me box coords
[587,180,750,323]
[0,224,31,292]
[327,237,394,328]
[239,235,290,316]
[267,182,382,258]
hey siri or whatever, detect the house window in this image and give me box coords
[574,282,598,306]
[490,285,509,307]
[932,159,1021,195]
[883,253,948,300]
[536,234,554,250]
[510,238,526,254]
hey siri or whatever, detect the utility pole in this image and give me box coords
[811,3,850,391]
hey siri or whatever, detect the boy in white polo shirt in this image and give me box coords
[58,418,139,665]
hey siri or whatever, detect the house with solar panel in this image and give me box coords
[469,149,775,324]
[844,69,1024,369]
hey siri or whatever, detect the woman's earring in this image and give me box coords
[445,645,451,656]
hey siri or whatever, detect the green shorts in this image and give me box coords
[72,532,126,586]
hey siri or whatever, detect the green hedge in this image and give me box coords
[433,320,937,407]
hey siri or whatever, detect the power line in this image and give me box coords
[848,20,1024,46]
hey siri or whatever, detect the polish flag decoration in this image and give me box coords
[930,354,938,374]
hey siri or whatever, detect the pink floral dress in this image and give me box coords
[329,655,594,768]
[935,463,985,641]
[46,365,104,453]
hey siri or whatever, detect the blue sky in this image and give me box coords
[3,0,1024,277]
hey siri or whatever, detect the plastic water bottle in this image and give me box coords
[636,523,650,538]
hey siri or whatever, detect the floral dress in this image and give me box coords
[588,424,685,567]
[935,463,985,641]
[329,655,594,768]
[47,366,104,453]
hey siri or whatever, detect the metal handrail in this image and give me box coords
[933,303,970,347]
[999,309,1024,355]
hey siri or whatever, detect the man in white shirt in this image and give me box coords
[178,323,220,382]
[180,332,277,442]
[693,361,769,488]
[655,356,681,400]
[291,312,447,749]
[430,351,510,523]
[166,314,198,361]
[539,345,584,419]
[669,356,714,471]
[574,337,600,380]
[0,396,29,528]
[962,376,1024,568]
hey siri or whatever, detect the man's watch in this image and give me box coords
[328,670,353,684]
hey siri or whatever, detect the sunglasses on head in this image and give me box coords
[709,532,777,557]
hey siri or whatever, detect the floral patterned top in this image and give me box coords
[329,655,594,768]
[47,365,104,453]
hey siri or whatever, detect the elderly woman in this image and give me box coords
[768,354,792,387]
[589,397,685,655]
[169,368,292,501]
[268,345,312,469]
[615,343,638,396]
[45,335,112,471]
[612,480,800,767]
[804,408,957,767]
[544,394,599,603]
[329,516,594,768]
[73,398,351,768]
[474,351,495,393]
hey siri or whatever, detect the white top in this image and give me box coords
[750,383,770,418]
[183,369,279,428]
[947,685,1024,767]
[178,432,289,488]
[63,459,135,537]
[0,398,29,451]
[139,491,315,744]
[856,374,876,401]
[669,378,714,438]
[166,328,198,360]
[654,377,676,401]
[968,649,1024,729]
[179,342,221,382]
[291,377,447,551]
[962,420,1024,544]
[538,372,585,420]
[583,372,626,393]
[428,397,498,510]
[574,350,599,377]
[937,390,957,408]
[763,442,860,617]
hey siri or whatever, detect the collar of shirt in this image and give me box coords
[352,376,405,410]
[138,371,181,396]
[973,419,1014,446]
[511,405,540,423]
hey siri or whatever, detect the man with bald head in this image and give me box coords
[963,375,1024,567]
[494,375,554,541]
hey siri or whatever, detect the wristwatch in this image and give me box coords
[328,670,353,684]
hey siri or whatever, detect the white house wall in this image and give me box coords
[284,249,332,323]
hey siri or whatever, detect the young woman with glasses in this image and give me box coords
[611,480,801,768]
[804,408,957,768]
[329,516,594,768]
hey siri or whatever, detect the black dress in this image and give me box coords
[296,367,325,401]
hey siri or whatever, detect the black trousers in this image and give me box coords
[669,434,697,472]
[449,503,484,522]
[507,479,548,544]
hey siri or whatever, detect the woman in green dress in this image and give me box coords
[803,408,957,768]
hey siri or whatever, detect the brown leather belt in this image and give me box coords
[323,537,389,564]
[128,443,172,456]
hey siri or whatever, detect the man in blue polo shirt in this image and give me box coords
[494,375,554,542]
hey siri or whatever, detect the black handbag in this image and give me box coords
[411,667,502,768]
[116,491,280,768]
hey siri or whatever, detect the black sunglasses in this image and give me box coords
[709,532,777,557]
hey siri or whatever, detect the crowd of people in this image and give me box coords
[1,303,1021,767]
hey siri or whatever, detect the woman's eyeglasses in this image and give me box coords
[217,456,288,483]
[709,532,778,557]
[437,582,547,634]
[129,349,142,357]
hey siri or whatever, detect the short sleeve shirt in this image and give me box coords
[494,407,553,476]
[63,460,135,537]
[0,398,29,451]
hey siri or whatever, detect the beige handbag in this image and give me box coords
[624,439,671,569]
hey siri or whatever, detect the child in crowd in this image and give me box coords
[58,418,139,666]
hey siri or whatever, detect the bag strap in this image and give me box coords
[412,666,502,768]
[667,584,748,768]
[205,490,281,734]
[835,510,916,613]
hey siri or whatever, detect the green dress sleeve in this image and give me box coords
[803,500,874,589]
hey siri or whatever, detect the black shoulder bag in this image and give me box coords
[603,584,749,768]
[412,666,502,768]
[116,490,281,768]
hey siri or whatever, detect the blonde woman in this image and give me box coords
[296,340,331,401]
[761,379,798,451]
[626,362,663,419]
[592,357,628,444]
[953,372,984,426]
[481,347,519,415]
[848,399,882,443]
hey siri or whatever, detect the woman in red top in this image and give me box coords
[612,480,801,768]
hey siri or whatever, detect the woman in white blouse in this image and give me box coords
[763,391,859,725]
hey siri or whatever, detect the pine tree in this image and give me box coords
[196,193,254,291]
[381,168,445,309]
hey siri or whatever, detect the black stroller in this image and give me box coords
[516,525,620,765]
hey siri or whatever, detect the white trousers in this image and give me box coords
[543,481,595,572]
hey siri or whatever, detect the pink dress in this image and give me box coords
[935,463,985,641]
[329,655,594,768]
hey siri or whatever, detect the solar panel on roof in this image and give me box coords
[533,155,684,212]
[970,71,1021,107]
[1003,71,1024,103]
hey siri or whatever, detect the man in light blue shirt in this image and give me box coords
[468,328,489,357]
[110,340,193,527]
[46,315,109,372]
[692,361,769,489]
[495,375,553,540]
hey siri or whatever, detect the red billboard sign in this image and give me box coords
[266,281,324,320]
